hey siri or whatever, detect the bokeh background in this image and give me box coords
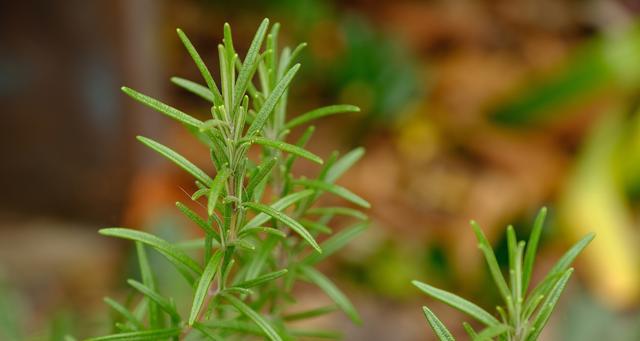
[2,0,640,340]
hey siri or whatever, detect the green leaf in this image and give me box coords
[286,42,307,71]
[244,137,323,164]
[325,147,365,183]
[475,324,510,341]
[526,268,574,341]
[306,207,368,220]
[246,64,300,137]
[103,297,144,330]
[523,207,547,295]
[100,228,202,283]
[285,105,360,130]
[527,233,594,301]
[239,226,286,238]
[284,125,315,174]
[470,221,511,303]
[208,168,230,216]
[135,243,161,328]
[122,87,203,128]
[294,179,370,208]
[243,190,313,229]
[462,322,477,338]
[193,322,224,341]
[245,157,277,200]
[137,136,213,186]
[299,266,361,324]
[234,18,269,113]
[127,279,180,322]
[412,280,500,326]
[189,250,223,325]
[199,320,262,335]
[170,77,214,103]
[283,305,338,321]
[300,219,332,234]
[86,328,181,341]
[547,233,594,281]
[303,222,368,265]
[244,236,278,281]
[220,293,283,341]
[199,119,227,132]
[233,269,288,289]
[175,202,218,240]
[176,28,223,105]
[290,329,342,339]
[175,238,210,251]
[243,201,321,252]
[421,306,455,341]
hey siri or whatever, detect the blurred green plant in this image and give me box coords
[0,272,77,341]
[89,18,369,340]
[559,108,640,307]
[412,208,594,340]
[492,23,640,125]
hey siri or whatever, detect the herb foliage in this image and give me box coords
[413,208,594,341]
[91,18,368,341]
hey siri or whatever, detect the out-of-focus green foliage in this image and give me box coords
[492,24,640,125]
[559,108,640,307]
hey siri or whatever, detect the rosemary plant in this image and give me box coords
[90,18,369,340]
[413,208,594,341]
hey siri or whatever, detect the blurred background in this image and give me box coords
[2,0,640,339]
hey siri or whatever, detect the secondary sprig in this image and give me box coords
[90,18,368,341]
[413,208,594,341]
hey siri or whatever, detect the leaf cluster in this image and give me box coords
[413,208,594,341]
[91,18,368,341]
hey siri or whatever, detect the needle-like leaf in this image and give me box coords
[122,87,203,128]
[300,266,361,324]
[285,105,360,130]
[293,179,370,208]
[527,233,594,302]
[207,167,230,216]
[221,293,283,341]
[234,19,269,113]
[137,136,213,186]
[103,298,144,330]
[176,28,223,106]
[243,190,313,229]
[303,222,368,265]
[245,157,277,200]
[475,324,510,341]
[135,243,161,328]
[412,280,500,326]
[246,64,300,137]
[127,279,180,322]
[283,306,339,321]
[86,328,182,341]
[189,250,223,325]
[526,268,574,341]
[233,269,288,289]
[470,221,511,303]
[244,137,323,164]
[170,77,215,103]
[305,207,368,220]
[522,207,547,294]
[100,228,202,281]
[243,202,321,252]
[325,147,365,183]
[421,306,455,341]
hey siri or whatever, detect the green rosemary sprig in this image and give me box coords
[413,208,594,341]
[91,18,368,341]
